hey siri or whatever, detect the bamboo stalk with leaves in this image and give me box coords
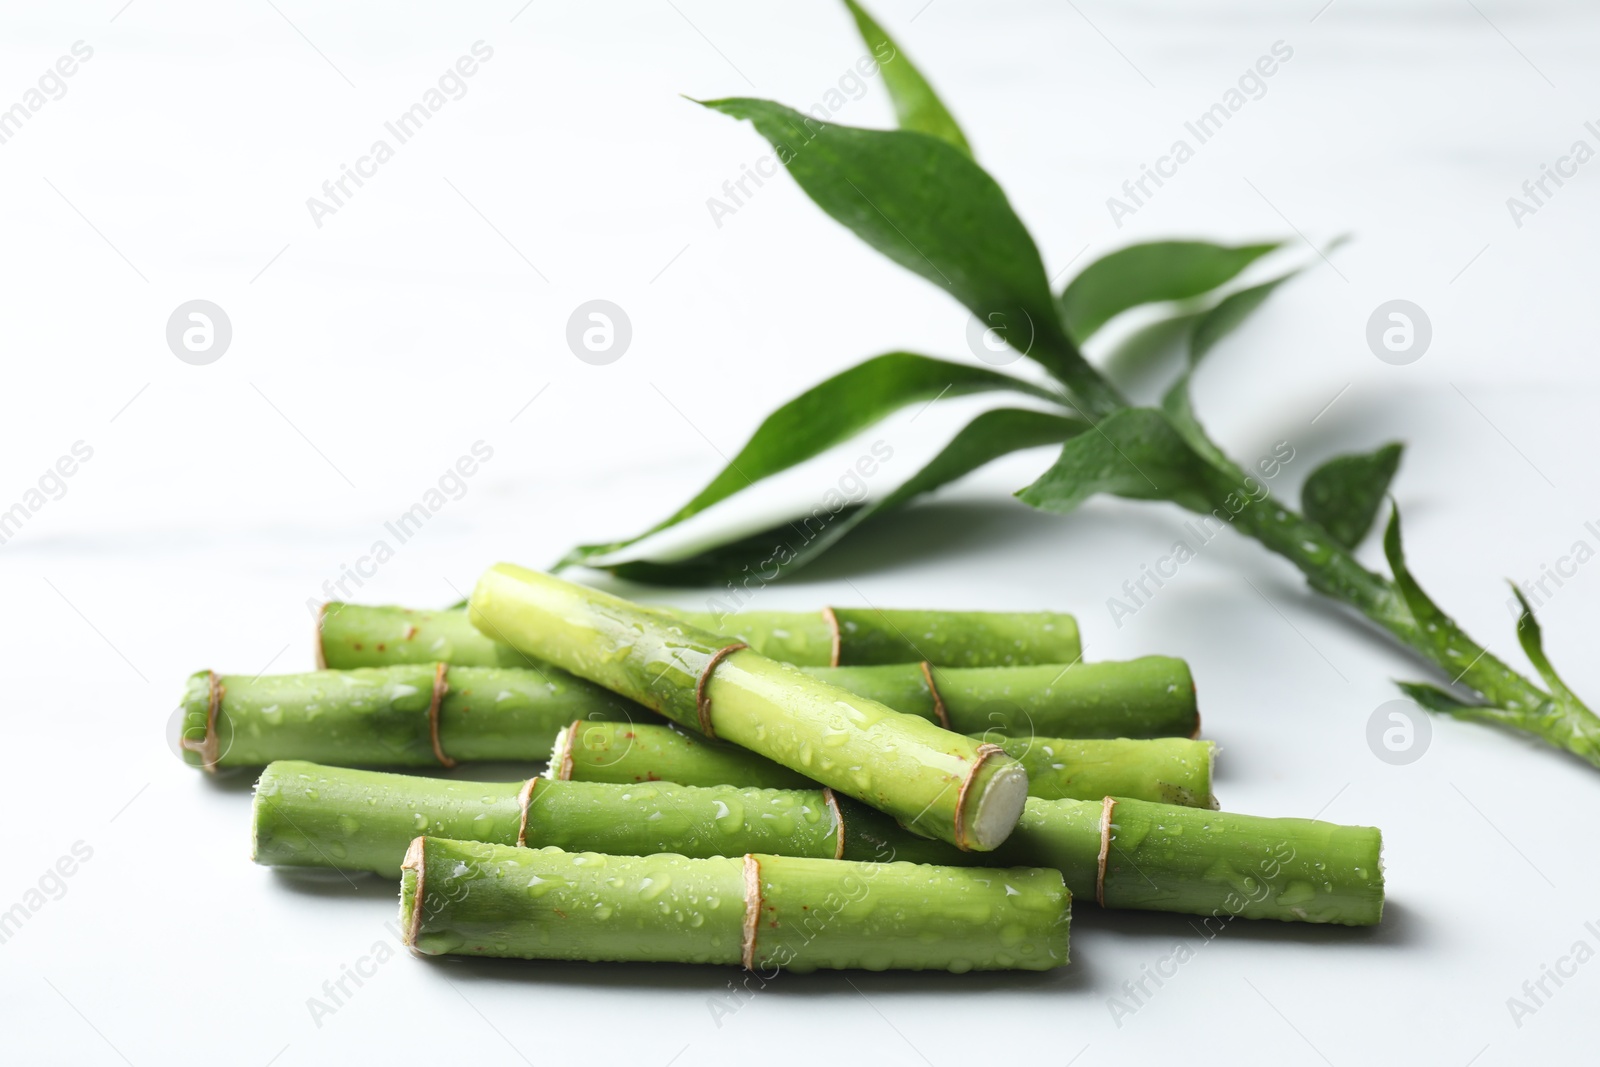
[557,1,1600,770]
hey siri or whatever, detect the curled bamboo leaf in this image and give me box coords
[842,0,970,154]
[699,97,1122,413]
[1015,407,1211,515]
[1303,443,1404,550]
[598,408,1088,586]
[1059,240,1281,344]
[1381,506,1543,715]
[1510,585,1579,706]
[558,352,1055,569]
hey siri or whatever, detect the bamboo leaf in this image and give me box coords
[1509,585,1580,706]
[1015,407,1212,515]
[596,408,1089,586]
[1059,240,1281,344]
[1302,443,1404,550]
[1395,680,1482,716]
[699,97,1122,413]
[842,0,970,155]
[1381,506,1513,699]
[557,352,1058,569]
[1190,271,1299,363]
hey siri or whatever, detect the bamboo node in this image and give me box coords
[822,788,845,860]
[919,661,950,729]
[821,607,842,667]
[516,777,540,847]
[1096,797,1118,907]
[741,854,762,970]
[695,643,748,738]
[427,663,456,767]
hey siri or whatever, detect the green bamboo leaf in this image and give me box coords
[699,97,1122,413]
[842,0,971,154]
[1381,506,1510,696]
[557,352,1058,569]
[1015,407,1212,515]
[598,409,1088,586]
[1190,270,1299,363]
[1509,586,1580,706]
[1302,443,1403,550]
[1059,240,1281,344]
[1395,680,1482,716]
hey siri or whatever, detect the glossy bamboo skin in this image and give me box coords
[321,602,1080,670]
[399,838,1070,972]
[467,564,1028,850]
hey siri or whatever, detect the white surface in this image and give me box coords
[2,2,1598,1064]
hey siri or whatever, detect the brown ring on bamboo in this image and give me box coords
[822,788,846,861]
[952,743,1005,852]
[427,663,456,768]
[314,601,330,670]
[741,854,762,970]
[516,777,540,847]
[186,670,225,774]
[554,720,579,781]
[401,837,427,948]
[821,606,842,668]
[1096,796,1117,907]
[695,643,748,738]
[919,661,950,730]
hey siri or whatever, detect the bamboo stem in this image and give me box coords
[468,564,1030,850]
[320,601,1080,670]
[554,721,1216,807]
[399,836,1070,972]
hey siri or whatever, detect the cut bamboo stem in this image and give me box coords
[320,601,1081,670]
[256,761,1381,925]
[467,564,1030,851]
[179,655,1195,772]
[399,836,1071,972]
[553,721,1216,807]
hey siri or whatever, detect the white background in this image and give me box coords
[2,1,1597,1064]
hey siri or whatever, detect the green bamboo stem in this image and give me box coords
[178,654,1196,772]
[253,760,1379,925]
[992,796,1385,925]
[320,601,1081,670]
[468,564,1030,851]
[552,721,1216,807]
[253,761,956,877]
[399,836,1070,972]
[175,665,637,771]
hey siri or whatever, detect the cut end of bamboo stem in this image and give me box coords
[545,721,577,780]
[959,747,1029,851]
[399,836,427,953]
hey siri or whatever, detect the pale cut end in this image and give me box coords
[544,721,577,780]
[399,836,427,952]
[964,755,1029,851]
